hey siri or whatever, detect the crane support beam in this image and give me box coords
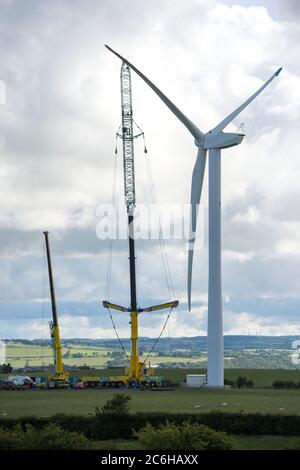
[103,300,179,313]
[103,301,130,312]
[140,301,179,313]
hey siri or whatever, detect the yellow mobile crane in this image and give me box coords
[43,231,69,386]
[102,61,179,387]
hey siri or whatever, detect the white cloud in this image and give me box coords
[0,0,299,338]
[223,250,254,262]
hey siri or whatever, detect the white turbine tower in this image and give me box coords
[105,44,282,387]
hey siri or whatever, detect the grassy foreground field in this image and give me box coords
[1,387,300,418]
[1,367,300,450]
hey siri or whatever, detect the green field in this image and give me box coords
[3,341,300,370]
[3,342,201,368]
[1,387,300,418]
[4,343,114,368]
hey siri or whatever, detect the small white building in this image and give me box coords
[186,374,207,388]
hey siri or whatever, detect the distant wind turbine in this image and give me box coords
[105,44,282,387]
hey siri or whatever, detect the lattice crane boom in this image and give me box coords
[119,63,136,213]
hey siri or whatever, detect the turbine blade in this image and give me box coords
[211,67,282,133]
[188,147,207,311]
[105,44,204,141]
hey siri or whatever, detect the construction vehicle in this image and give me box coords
[43,231,69,388]
[102,62,179,387]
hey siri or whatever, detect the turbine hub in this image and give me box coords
[194,138,203,147]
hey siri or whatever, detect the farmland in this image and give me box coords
[2,342,202,369]
[2,336,300,370]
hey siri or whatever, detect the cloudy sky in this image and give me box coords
[0,0,299,340]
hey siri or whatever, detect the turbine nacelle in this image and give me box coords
[199,131,245,150]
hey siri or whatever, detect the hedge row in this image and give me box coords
[1,412,300,440]
[273,381,300,389]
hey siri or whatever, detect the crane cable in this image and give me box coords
[107,306,130,362]
[105,133,118,301]
[37,237,49,365]
[140,138,176,367]
[105,136,129,364]
[144,135,176,300]
[141,305,174,368]
[105,134,177,366]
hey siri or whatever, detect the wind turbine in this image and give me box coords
[105,44,282,387]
